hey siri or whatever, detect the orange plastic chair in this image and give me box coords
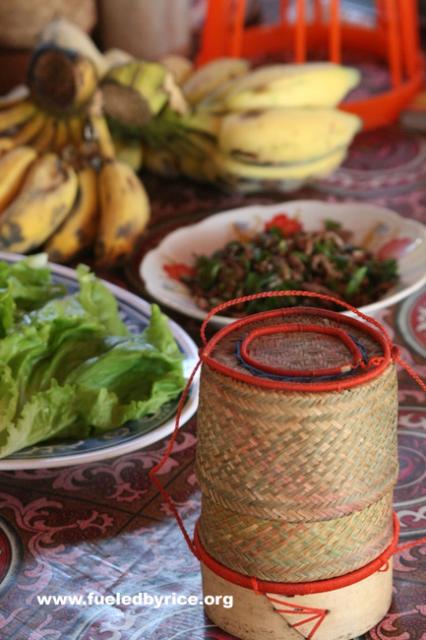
[197,0,423,130]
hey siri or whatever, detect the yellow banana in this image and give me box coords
[160,55,193,85]
[0,153,78,253]
[96,160,150,264]
[0,100,37,134]
[182,58,249,105]
[46,166,98,263]
[0,138,14,154]
[0,146,37,213]
[89,114,115,159]
[67,116,85,148]
[12,111,48,146]
[52,119,69,151]
[215,146,347,182]
[218,109,361,165]
[222,63,360,111]
[32,117,56,152]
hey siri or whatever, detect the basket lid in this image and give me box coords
[201,306,392,392]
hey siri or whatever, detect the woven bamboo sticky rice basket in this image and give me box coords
[197,306,398,582]
[195,299,399,639]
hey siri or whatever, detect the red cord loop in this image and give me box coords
[200,289,395,348]
[394,352,426,392]
[396,537,426,554]
[148,358,202,559]
[391,345,401,360]
[240,323,365,378]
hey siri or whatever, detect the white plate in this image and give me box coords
[0,253,199,470]
[140,200,426,325]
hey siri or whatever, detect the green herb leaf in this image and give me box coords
[346,266,368,296]
[324,219,342,231]
[195,256,221,290]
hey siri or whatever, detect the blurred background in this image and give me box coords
[0,0,424,94]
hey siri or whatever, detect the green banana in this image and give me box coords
[179,111,223,139]
[101,61,177,130]
[114,138,143,171]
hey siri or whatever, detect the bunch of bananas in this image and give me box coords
[0,101,150,264]
[133,58,362,192]
[0,23,151,265]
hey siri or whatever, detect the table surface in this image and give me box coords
[0,124,425,640]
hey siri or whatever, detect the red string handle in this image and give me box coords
[392,346,426,391]
[148,359,202,558]
[395,536,426,554]
[200,289,394,348]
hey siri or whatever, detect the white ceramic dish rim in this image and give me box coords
[140,200,426,325]
[0,252,200,470]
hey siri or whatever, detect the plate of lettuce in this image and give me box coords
[0,253,199,469]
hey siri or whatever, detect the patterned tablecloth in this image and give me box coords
[0,125,425,640]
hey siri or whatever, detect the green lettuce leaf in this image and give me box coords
[76,265,128,337]
[0,381,81,456]
[0,259,185,459]
[0,254,66,313]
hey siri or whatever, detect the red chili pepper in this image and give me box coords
[264,213,303,237]
[164,263,195,281]
[377,237,413,260]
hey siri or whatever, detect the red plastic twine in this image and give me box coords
[200,290,393,346]
[149,358,202,558]
[149,290,426,593]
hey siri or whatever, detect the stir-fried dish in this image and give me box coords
[164,214,399,315]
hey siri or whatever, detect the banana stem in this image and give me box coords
[141,111,211,159]
[28,45,98,116]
